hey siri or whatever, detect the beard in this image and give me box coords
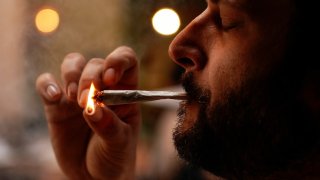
[173,72,319,179]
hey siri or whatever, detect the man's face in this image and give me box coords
[168,0,310,178]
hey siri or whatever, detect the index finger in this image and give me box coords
[61,53,86,100]
[103,46,138,88]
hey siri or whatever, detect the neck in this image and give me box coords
[257,148,320,180]
[204,148,320,180]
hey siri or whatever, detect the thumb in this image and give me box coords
[83,105,134,147]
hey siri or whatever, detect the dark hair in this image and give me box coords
[281,0,320,167]
[288,1,319,79]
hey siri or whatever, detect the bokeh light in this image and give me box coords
[152,8,180,36]
[35,8,60,34]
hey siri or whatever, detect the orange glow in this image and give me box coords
[86,83,96,115]
[35,8,60,34]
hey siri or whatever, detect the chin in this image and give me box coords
[173,73,319,179]
[175,101,201,134]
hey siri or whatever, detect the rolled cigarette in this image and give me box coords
[93,90,187,105]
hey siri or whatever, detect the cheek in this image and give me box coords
[203,48,249,104]
[179,103,201,133]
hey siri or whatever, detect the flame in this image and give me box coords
[86,83,96,115]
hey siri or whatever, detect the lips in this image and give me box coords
[184,86,210,105]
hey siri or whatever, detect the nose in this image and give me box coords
[168,11,208,72]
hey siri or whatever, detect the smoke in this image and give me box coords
[0,0,206,178]
[0,0,132,177]
[0,0,28,122]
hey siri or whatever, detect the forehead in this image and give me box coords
[208,0,292,11]
[208,0,294,20]
[220,0,248,7]
[206,0,251,8]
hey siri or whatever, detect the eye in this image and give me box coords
[212,14,240,31]
[219,4,244,31]
[221,19,241,31]
[207,1,244,31]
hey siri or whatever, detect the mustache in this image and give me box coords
[181,72,210,104]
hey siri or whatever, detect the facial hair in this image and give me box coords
[173,72,319,179]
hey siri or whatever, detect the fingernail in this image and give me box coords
[85,105,103,122]
[79,91,87,108]
[104,68,116,85]
[47,84,60,99]
[67,82,78,99]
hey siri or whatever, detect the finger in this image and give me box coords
[83,105,139,147]
[61,53,86,101]
[103,46,138,88]
[37,73,92,176]
[36,73,63,105]
[78,58,104,108]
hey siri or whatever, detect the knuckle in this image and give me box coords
[117,46,134,53]
[106,48,137,68]
[36,73,52,91]
[64,71,80,81]
[118,46,136,60]
[65,52,83,60]
[61,53,86,72]
[37,73,52,83]
[88,58,104,65]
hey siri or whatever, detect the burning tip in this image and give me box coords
[86,83,97,115]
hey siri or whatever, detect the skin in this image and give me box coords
[169,0,293,124]
[36,47,140,179]
[169,0,293,151]
[36,0,320,179]
[170,0,320,179]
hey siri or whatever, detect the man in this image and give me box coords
[36,0,320,179]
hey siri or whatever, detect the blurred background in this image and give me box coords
[0,0,208,179]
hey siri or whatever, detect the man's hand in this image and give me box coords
[36,46,140,179]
